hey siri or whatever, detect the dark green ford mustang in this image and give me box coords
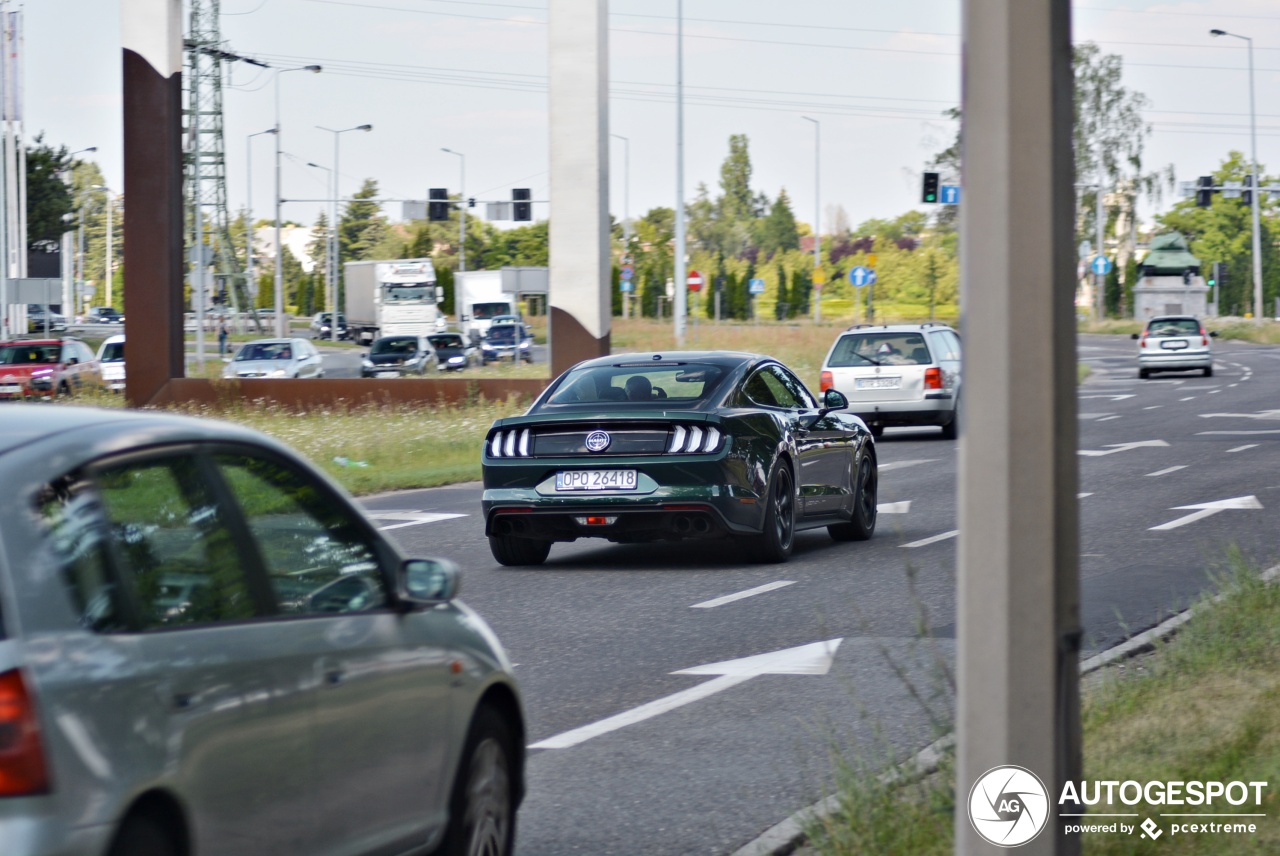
[481,351,878,565]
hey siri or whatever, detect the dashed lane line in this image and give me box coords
[901,530,958,549]
[1145,466,1188,477]
[691,581,796,609]
[1227,444,1259,453]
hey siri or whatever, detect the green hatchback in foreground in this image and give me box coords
[481,351,879,566]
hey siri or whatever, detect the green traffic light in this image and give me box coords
[926,194,936,202]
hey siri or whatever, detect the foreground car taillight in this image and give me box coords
[0,669,50,797]
[923,367,944,390]
[668,424,723,454]
[820,370,833,392]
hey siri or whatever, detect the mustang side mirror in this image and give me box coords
[1130,333,1140,340]
[1209,331,1219,338]
[397,558,460,607]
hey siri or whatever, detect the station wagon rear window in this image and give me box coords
[1146,319,1200,336]
[543,364,727,406]
[828,333,932,367]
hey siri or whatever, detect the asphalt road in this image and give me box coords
[359,333,1277,854]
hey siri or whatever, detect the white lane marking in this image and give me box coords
[1210,389,1222,394]
[1198,409,1280,420]
[691,581,796,609]
[1097,415,1122,422]
[1078,440,1169,457]
[1197,430,1280,436]
[1078,493,1094,499]
[1079,413,1115,420]
[878,459,937,472]
[901,529,959,549]
[529,639,843,750]
[1150,495,1262,531]
[877,501,911,514]
[1179,396,1195,401]
[1079,394,1136,401]
[370,512,467,531]
[1229,383,1239,388]
[1145,466,1188,477]
[1227,444,1259,453]
[1144,405,1163,410]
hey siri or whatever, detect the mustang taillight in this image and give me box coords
[820,371,834,392]
[668,424,723,454]
[0,669,50,798]
[923,367,944,390]
[489,428,532,458]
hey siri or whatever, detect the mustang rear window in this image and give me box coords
[544,364,726,405]
[829,333,931,367]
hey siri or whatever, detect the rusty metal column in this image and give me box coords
[956,1,1081,854]
[122,0,184,405]
[548,0,610,376]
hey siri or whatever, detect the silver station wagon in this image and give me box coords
[0,406,524,856]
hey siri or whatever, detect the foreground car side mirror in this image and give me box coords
[1130,333,1140,340]
[821,389,848,411]
[397,558,460,606]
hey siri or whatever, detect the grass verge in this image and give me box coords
[803,549,1280,855]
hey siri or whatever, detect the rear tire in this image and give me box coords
[1204,366,1214,377]
[106,813,179,856]
[752,464,795,563]
[868,424,884,439]
[438,706,518,856]
[829,455,877,542]
[489,535,551,566]
[1138,368,1150,380]
[940,399,960,440]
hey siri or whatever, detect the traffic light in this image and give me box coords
[428,188,450,221]
[513,188,532,221]
[1196,176,1214,208]
[922,172,939,204]
[1243,174,1253,206]
[1207,262,1219,289]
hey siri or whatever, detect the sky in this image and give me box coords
[24,0,1280,237]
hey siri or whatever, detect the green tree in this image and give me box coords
[759,189,800,258]
[774,261,790,319]
[26,135,76,251]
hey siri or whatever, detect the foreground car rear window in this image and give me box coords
[544,363,726,405]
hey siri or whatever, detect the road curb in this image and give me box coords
[730,562,1280,856]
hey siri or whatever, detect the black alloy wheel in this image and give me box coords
[829,455,877,542]
[755,464,796,563]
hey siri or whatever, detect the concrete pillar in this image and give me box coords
[548,0,610,376]
[122,0,185,405]
[956,1,1081,854]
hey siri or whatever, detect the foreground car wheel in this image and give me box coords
[440,706,517,856]
[753,465,795,563]
[489,534,551,566]
[829,456,877,542]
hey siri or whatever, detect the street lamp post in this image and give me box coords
[246,128,276,329]
[611,133,630,317]
[1210,28,1263,323]
[441,148,466,273]
[273,64,322,337]
[674,0,687,346]
[318,124,372,340]
[306,161,332,326]
[802,116,820,321]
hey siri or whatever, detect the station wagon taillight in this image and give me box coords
[0,669,50,797]
[820,371,833,392]
[924,367,944,390]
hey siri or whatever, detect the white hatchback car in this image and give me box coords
[96,334,126,392]
[820,322,962,439]
[1132,315,1218,378]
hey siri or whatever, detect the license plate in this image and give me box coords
[0,384,21,394]
[856,377,901,390]
[555,470,638,491]
[1161,340,1188,350]
[376,371,399,378]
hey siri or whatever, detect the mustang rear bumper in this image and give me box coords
[485,503,746,542]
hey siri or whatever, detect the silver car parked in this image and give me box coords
[222,337,325,379]
[820,322,962,439]
[1132,315,1217,378]
[0,406,525,856]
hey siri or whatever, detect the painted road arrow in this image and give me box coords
[529,639,843,750]
[1078,440,1170,457]
[1149,495,1263,531]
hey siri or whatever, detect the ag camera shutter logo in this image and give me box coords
[585,430,611,453]
[968,765,1050,847]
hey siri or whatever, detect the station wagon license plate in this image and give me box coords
[856,377,901,390]
[1161,340,1189,350]
[376,371,400,378]
[556,469,638,491]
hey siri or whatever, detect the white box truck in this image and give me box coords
[344,258,446,345]
[455,270,520,345]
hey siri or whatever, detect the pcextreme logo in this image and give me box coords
[968,767,1271,847]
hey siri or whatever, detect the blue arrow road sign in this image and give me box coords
[849,266,877,287]
[620,264,635,281]
[1091,255,1112,276]
[748,278,766,295]
[941,185,961,205]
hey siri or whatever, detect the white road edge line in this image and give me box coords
[1145,466,1188,477]
[1227,444,1259,453]
[901,530,958,549]
[691,581,796,609]
[373,512,467,531]
[1096,415,1121,422]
